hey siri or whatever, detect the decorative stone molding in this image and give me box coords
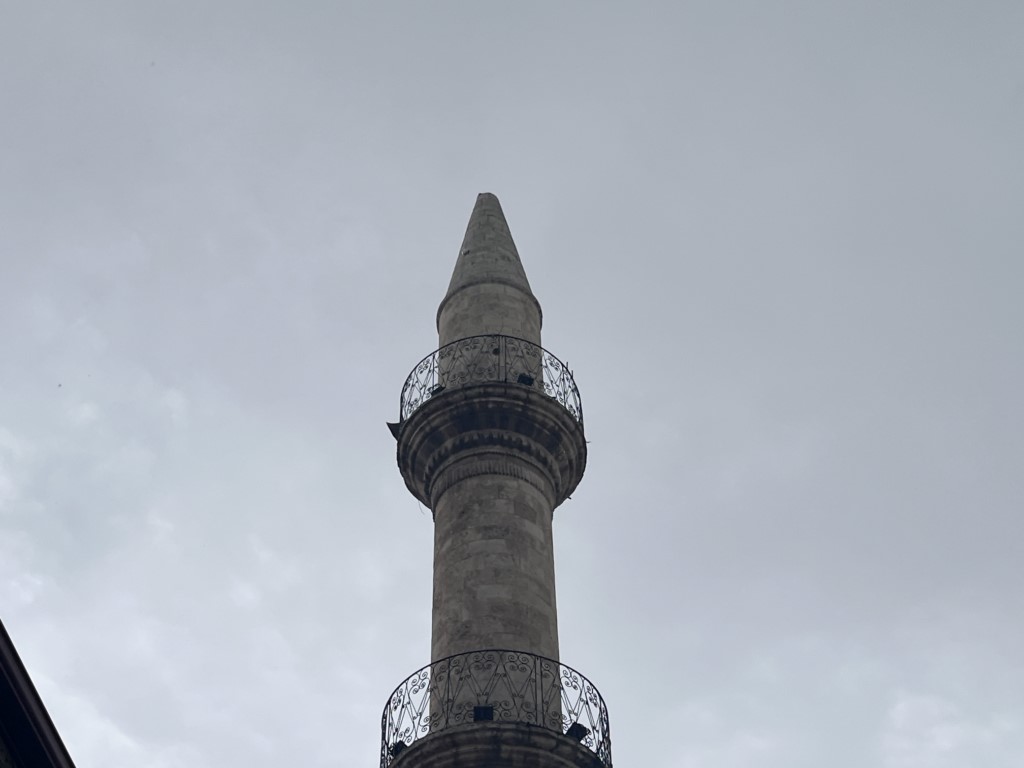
[395,382,587,514]
[429,451,555,511]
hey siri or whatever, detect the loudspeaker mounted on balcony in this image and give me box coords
[566,722,590,742]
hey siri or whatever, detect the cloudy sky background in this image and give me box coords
[1,2,1022,767]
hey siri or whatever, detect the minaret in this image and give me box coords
[381,194,612,768]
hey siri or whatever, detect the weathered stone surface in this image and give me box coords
[432,473,559,661]
[396,382,586,662]
[437,193,542,346]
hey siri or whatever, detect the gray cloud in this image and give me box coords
[1,2,1021,767]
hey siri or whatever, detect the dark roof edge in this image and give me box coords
[0,618,77,768]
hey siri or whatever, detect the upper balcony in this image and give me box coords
[399,334,583,425]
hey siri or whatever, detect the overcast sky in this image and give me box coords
[1,3,1022,767]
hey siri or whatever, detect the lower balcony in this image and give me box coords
[380,649,612,768]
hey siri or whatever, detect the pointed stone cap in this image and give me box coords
[445,193,534,298]
[436,194,543,341]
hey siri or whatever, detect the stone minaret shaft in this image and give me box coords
[398,193,585,664]
[434,193,554,663]
[387,193,604,768]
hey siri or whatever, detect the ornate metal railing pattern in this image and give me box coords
[380,649,611,768]
[399,335,583,424]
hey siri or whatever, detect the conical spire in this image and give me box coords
[436,193,543,345]
[445,193,534,299]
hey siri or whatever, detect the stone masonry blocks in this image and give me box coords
[432,473,559,662]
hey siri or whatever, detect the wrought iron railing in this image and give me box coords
[380,649,611,768]
[399,335,582,424]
